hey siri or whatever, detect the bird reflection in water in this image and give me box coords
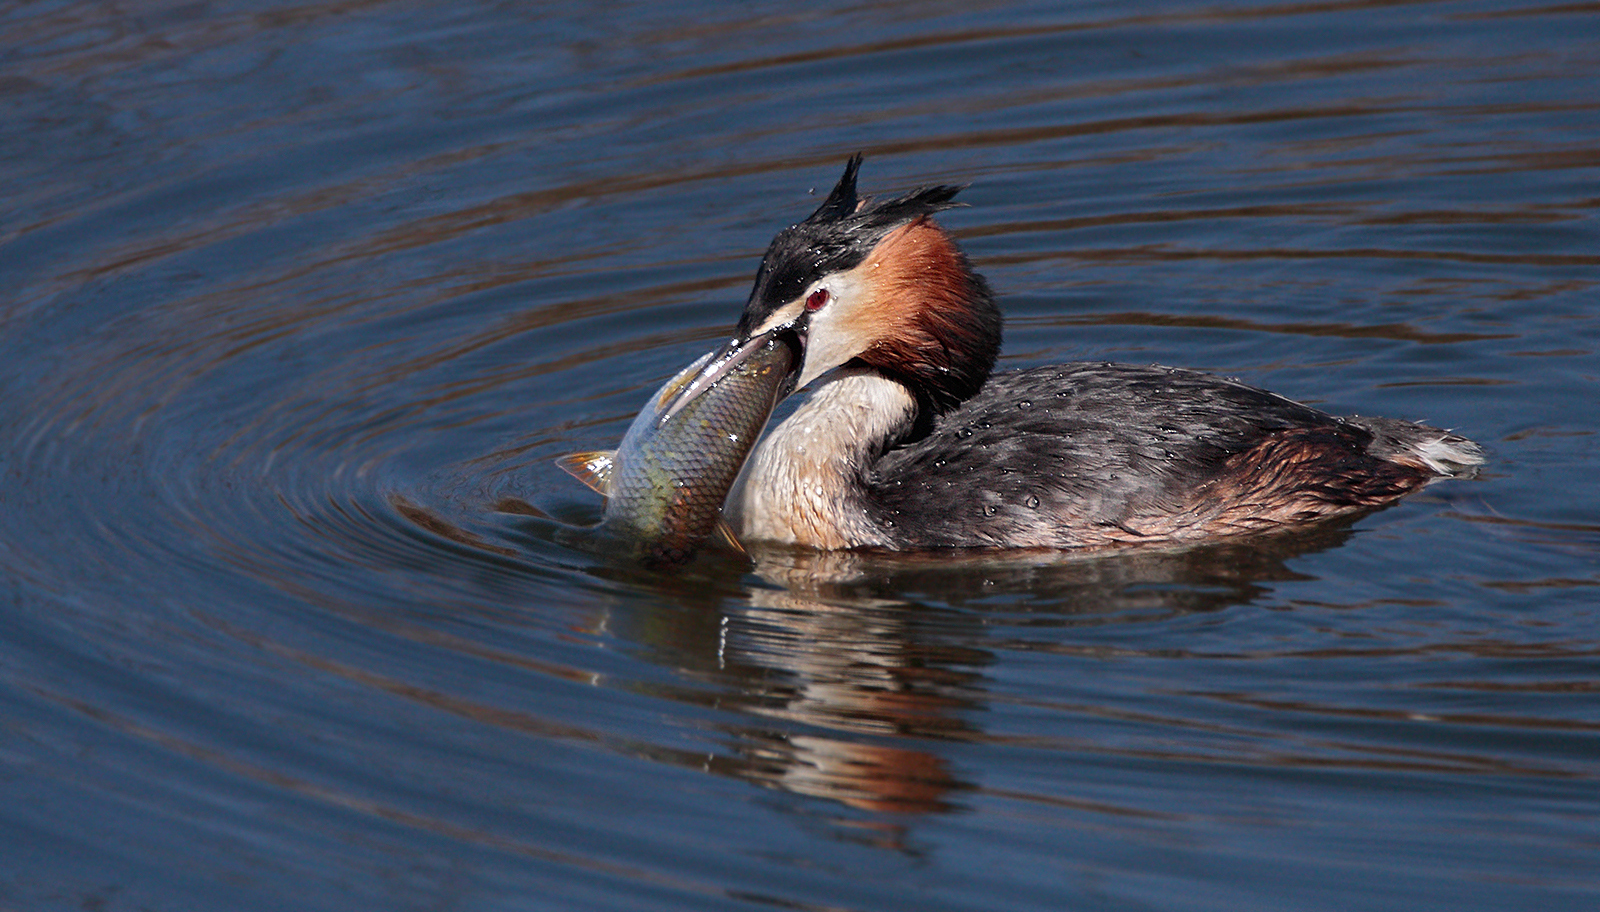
[625,520,1364,828]
[708,585,986,819]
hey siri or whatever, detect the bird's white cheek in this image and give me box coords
[795,309,860,390]
[795,274,875,389]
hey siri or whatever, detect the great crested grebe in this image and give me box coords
[719,155,1482,551]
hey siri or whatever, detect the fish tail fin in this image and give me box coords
[556,451,617,495]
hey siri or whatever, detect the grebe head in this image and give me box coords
[733,155,1002,413]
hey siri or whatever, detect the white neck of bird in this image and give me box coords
[725,367,917,549]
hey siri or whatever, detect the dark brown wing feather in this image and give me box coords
[862,363,1461,549]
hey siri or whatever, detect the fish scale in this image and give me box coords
[560,331,797,564]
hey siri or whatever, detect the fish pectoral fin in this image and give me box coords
[712,520,747,557]
[555,451,616,495]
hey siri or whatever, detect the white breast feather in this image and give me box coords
[726,370,915,549]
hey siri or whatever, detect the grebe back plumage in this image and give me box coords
[723,156,1483,551]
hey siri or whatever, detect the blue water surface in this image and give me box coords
[1,1,1597,910]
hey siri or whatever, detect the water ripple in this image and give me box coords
[3,0,1599,908]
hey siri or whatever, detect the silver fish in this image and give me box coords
[559,328,799,564]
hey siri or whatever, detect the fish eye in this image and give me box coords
[805,288,830,312]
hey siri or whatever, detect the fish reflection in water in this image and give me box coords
[560,327,800,565]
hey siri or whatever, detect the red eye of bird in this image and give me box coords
[805,288,829,311]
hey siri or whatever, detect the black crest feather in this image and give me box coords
[806,152,863,224]
[739,155,969,333]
